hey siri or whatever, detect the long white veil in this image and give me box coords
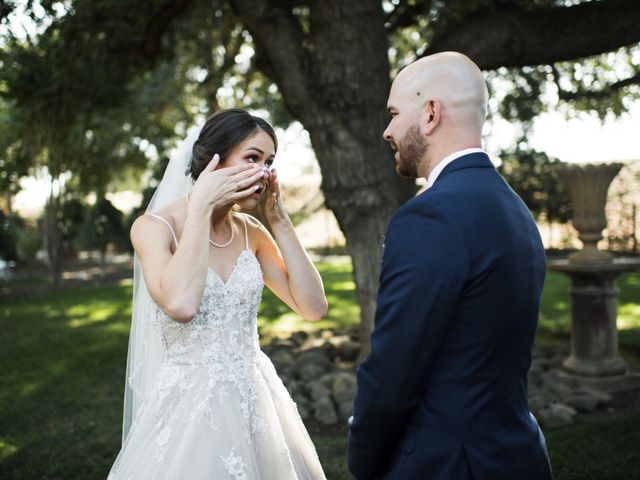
[121,125,202,444]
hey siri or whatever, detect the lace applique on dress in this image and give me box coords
[222,449,248,480]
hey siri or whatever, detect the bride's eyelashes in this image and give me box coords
[246,155,274,169]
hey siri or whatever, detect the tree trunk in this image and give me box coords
[230,0,416,358]
[44,193,63,287]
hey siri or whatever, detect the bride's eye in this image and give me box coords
[247,155,258,163]
[265,160,274,169]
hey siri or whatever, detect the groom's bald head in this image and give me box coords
[383,52,488,178]
[393,51,488,133]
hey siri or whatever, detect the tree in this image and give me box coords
[218,0,640,356]
[2,0,640,354]
[498,145,572,246]
[0,0,194,284]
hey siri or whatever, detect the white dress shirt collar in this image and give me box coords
[426,148,485,188]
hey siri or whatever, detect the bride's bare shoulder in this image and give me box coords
[130,197,187,249]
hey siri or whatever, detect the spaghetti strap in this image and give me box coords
[148,213,179,247]
[242,214,249,250]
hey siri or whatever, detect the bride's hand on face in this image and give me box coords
[263,167,287,225]
[189,154,266,212]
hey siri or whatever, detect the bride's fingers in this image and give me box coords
[218,163,257,177]
[269,168,280,195]
[235,169,266,190]
[229,184,262,199]
[202,153,220,173]
[229,165,265,182]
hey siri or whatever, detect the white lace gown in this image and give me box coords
[108,221,326,479]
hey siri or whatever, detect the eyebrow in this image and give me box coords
[245,146,275,158]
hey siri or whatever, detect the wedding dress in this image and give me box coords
[108,214,326,479]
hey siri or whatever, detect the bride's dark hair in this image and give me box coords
[188,108,278,181]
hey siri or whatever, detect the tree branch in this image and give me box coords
[142,0,196,60]
[422,0,640,70]
[552,67,640,101]
[385,0,433,32]
[228,0,314,117]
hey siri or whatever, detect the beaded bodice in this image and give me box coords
[153,249,263,367]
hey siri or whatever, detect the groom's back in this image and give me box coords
[399,156,551,479]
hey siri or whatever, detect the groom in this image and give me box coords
[347,52,553,479]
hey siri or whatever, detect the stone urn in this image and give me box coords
[553,162,623,264]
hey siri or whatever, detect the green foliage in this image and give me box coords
[498,146,573,224]
[0,210,21,261]
[14,222,42,266]
[59,197,86,248]
[0,211,40,265]
[77,198,127,253]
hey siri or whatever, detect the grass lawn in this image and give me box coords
[0,260,639,479]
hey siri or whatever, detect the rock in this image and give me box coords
[270,349,296,371]
[313,396,338,424]
[331,372,357,405]
[528,365,544,387]
[287,380,308,400]
[548,353,567,368]
[574,387,612,406]
[296,349,333,381]
[299,363,329,382]
[289,331,308,346]
[528,394,546,413]
[309,380,332,402]
[566,393,598,412]
[541,375,574,402]
[294,398,312,420]
[328,335,361,362]
[337,400,354,421]
[538,403,577,429]
[297,348,332,368]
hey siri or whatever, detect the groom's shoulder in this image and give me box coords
[390,189,453,230]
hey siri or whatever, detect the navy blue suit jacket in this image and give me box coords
[347,153,552,480]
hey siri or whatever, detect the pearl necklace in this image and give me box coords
[187,194,234,248]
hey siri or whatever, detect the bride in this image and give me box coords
[108,108,328,479]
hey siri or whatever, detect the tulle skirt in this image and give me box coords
[108,351,326,480]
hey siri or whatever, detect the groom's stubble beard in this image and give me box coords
[395,123,426,178]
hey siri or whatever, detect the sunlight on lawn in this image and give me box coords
[257,258,360,340]
[619,303,640,329]
[0,439,17,461]
[66,303,124,327]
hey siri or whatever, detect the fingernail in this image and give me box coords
[259,172,265,177]
[213,153,219,161]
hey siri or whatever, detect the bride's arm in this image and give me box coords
[253,168,328,321]
[131,205,211,323]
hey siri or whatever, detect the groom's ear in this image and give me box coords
[423,99,441,134]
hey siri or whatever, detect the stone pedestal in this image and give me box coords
[549,258,640,390]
